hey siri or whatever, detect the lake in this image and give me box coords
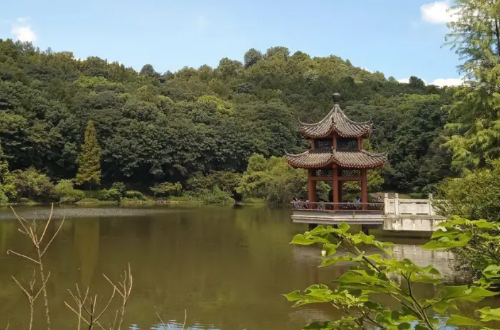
[0,205,494,329]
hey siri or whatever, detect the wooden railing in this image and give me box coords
[291,202,385,213]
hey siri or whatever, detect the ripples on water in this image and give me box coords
[0,205,490,330]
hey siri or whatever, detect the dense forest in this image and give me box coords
[0,39,458,202]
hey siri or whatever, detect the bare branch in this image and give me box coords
[41,217,65,257]
[39,204,54,244]
[12,276,31,300]
[7,250,40,264]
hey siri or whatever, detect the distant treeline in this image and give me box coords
[0,40,455,197]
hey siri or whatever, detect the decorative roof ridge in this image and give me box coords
[284,150,312,157]
[297,108,336,127]
[359,149,388,157]
[334,103,371,126]
[285,148,332,157]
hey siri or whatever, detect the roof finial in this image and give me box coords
[332,92,341,104]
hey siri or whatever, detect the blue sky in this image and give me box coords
[0,0,462,86]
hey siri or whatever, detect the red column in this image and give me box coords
[357,137,362,151]
[333,167,339,209]
[361,168,368,210]
[333,135,337,150]
[338,180,343,203]
[308,169,317,209]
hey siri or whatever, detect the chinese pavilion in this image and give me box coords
[285,93,387,210]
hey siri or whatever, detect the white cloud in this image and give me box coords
[429,78,464,87]
[398,77,464,87]
[397,77,428,84]
[11,17,37,42]
[421,1,459,24]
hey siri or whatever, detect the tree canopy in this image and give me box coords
[0,38,454,193]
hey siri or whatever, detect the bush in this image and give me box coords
[124,190,145,200]
[111,182,127,195]
[150,182,182,197]
[13,167,55,202]
[96,188,122,202]
[201,186,234,204]
[54,180,85,203]
[186,171,241,196]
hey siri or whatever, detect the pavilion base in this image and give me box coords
[292,211,445,232]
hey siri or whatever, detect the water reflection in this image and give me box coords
[0,205,492,330]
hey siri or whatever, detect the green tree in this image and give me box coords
[0,141,15,203]
[13,167,55,201]
[447,0,500,76]
[139,64,158,78]
[75,121,101,188]
[408,76,425,88]
[243,48,262,68]
[238,154,330,204]
[437,159,500,222]
[444,0,500,172]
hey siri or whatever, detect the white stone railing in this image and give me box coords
[383,193,440,216]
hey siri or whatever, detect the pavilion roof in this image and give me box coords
[285,149,387,169]
[299,102,371,138]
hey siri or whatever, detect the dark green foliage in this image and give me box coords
[0,39,452,193]
[409,76,425,88]
[139,64,158,78]
[244,48,263,68]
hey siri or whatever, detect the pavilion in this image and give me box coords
[285,93,387,211]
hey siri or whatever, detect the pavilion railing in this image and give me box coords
[291,201,385,213]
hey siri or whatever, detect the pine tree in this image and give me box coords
[0,140,16,203]
[75,121,101,187]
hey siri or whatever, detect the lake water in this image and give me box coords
[0,205,495,329]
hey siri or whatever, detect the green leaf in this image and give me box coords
[303,321,336,329]
[479,307,500,322]
[338,222,350,233]
[431,300,457,314]
[320,255,352,267]
[439,286,498,302]
[290,234,316,245]
[398,323,411,330]
[448,314,485,326]
[283,290,303,301]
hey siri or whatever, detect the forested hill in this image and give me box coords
[0,39,454,193]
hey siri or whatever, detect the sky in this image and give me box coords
[0,0,463,86]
